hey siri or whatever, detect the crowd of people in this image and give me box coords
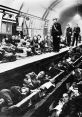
[0,17,82,116]
[47,47,82,117]
[0,70,52,113]
[0,18,81,63]
[0,46,81,114]
[0,34,53,63]
[49,68,82,117]
[0,59,63,113]
[65,23,81,47]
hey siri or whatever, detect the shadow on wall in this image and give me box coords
[58,4,82,35]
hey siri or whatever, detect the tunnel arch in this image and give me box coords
[46,4,82,34]
[58,4,82,33]
[42,0,82,20]
[59,4,82,34]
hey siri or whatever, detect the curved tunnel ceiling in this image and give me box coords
[42,0,82,34]
[42,0,82,20]
[0,0,82,33]
[0,0,82,20]
[58,4,82,33]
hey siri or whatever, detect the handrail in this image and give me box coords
[16,90,40,108]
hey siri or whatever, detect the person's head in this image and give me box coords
[12,35,15,40]
[0,98,5,105]
[58,61,62,67]
[67,24,70,28]
[10,86,21,93]
[53,18,58,24]
[24,77,32,86]
[24,36,27,40]
[25,74,31,80]
[63,93,69,103]
[21,87,30,95]
[33,35,38,41]
[76,23,78,27]
[37,71,45,80]
[5,38,10,43]
[15,35,18,40]
[72,82,78,88]
[2,38,6,43]
[28,72,37,80]
[37,35,41,40]
[0,98,5,111]
[74,68,80,77]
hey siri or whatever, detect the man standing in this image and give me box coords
[51,18,62,52]
[72,24,80,46]
[65,24,72,46]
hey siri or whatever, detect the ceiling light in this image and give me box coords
[74,14,80,20]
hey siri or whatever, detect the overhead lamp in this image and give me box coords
[74,13,80,20]
[73,0,80,20]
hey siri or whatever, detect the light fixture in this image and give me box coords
[73,0,80,20]
[74,14,80,20]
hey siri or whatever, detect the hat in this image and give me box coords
[25,74,31,79]
[28,72,37,79]
[63,93,69,98]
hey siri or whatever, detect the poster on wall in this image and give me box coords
[1,22,12,34]
[1,22,6,34]
[0,13,3,33]
[23,18,28,35]
[6,23,12,34]
[28,29,32,37]
[23,28,28,35]
[0,24,1,33]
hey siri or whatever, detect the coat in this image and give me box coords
[51,22,62,37]
[59,94,82,117]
